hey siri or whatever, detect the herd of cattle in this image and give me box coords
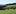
[0,3,16,10]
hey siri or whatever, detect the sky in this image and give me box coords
[0,0,16,5]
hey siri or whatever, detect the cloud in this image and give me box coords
[0,0,16,5]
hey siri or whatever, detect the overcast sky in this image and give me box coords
[0,0,16,5]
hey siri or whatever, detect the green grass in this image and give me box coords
[0,9,16,14]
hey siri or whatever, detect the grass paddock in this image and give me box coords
[0,8,16,14]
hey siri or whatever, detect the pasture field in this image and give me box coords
[0,9,16,14]
[0,5,16,14]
